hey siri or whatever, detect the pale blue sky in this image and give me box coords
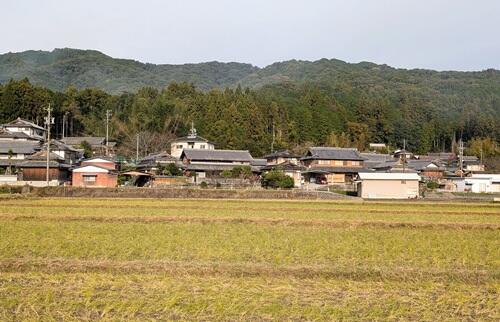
[2,0,499,70]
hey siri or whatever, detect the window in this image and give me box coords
[200,144,206,149]
[83,175,97,185]
[318,160,329,165]
[401,180,406,184]
[176,145,183,149]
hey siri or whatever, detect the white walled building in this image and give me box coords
[1,118,46,141]
[357,172,421,199]
[464,174,500,193]
[170,126,214,159]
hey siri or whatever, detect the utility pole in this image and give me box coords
[105,110,112,156]
[62,112,69,139]
[402,138,406,173]
[458,139,464,177]
[136,133,139,163]
[45,104,54,186]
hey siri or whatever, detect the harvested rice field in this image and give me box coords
[0,197,499,321]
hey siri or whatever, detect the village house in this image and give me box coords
[260,161,305,188]
[360,152,394,170]
[407,160,445,179]
[44,140,81,165]
[301,147,367,184]
[0,141,41,161]
[180,149,254,179]
[72,157,118,187]
[461,156,485,173]
[356,172,421,199]
[136,151,178,174]
[393,149,414,161]
[170,126,215,159]
[61,137,116,156]
[0,128,41,142]
[17,150,71,184]
[262,150,300,165]
[464,174,500,193]
[1,117,46,141]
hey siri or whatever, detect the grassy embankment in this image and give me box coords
[0,198,498,320]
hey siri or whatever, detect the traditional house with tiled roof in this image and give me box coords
[262,150,300,165]
[17,150,71,183]
[1,117,45,141]
[180,149,255,179]
[407,160,445,179]
[61,137,116,156]
[301,147,368,184]
[136,151,178,174]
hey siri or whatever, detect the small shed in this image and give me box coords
[357,172,420,199]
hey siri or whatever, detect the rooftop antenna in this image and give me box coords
[188,121,197,138]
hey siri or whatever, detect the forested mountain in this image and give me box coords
[0,48,258,93]
[0,48,499,159]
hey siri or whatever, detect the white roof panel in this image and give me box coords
[73,165,110,173]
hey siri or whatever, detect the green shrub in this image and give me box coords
[157,163,182,176]
[0,185,23,194]
[200,181,208,188]
[261,170,295,189]
[427,181,440,190]
[231,166,252,178]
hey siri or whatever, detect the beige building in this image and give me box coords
[357,172,420,199]
[170,126,214,159]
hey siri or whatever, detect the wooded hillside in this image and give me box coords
[0,49,499,158]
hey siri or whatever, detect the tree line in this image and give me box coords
[0,78,498,159]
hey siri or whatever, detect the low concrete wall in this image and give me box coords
[0,175,18,183]
[0,179,60,187]
[26,186,358,200]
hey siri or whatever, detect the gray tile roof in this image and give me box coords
[303,167,371,174]
[2,118,45,131]
[0,141,40,154]
[250,158,267,166]
[138,152,177,167]
[44,140,80,152]
[407,160,444,171]
[182,149,254,162]
[303,147,365,161]
[261,161,305,172]
[185,163,256,172]
[61,137,105,146]
[26,150,64,161]
[262,150,299,160]
[171,135,214,144]
[0,129,38,140]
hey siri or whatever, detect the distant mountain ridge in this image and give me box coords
[0,48,499,94]
[0,48,258,93]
